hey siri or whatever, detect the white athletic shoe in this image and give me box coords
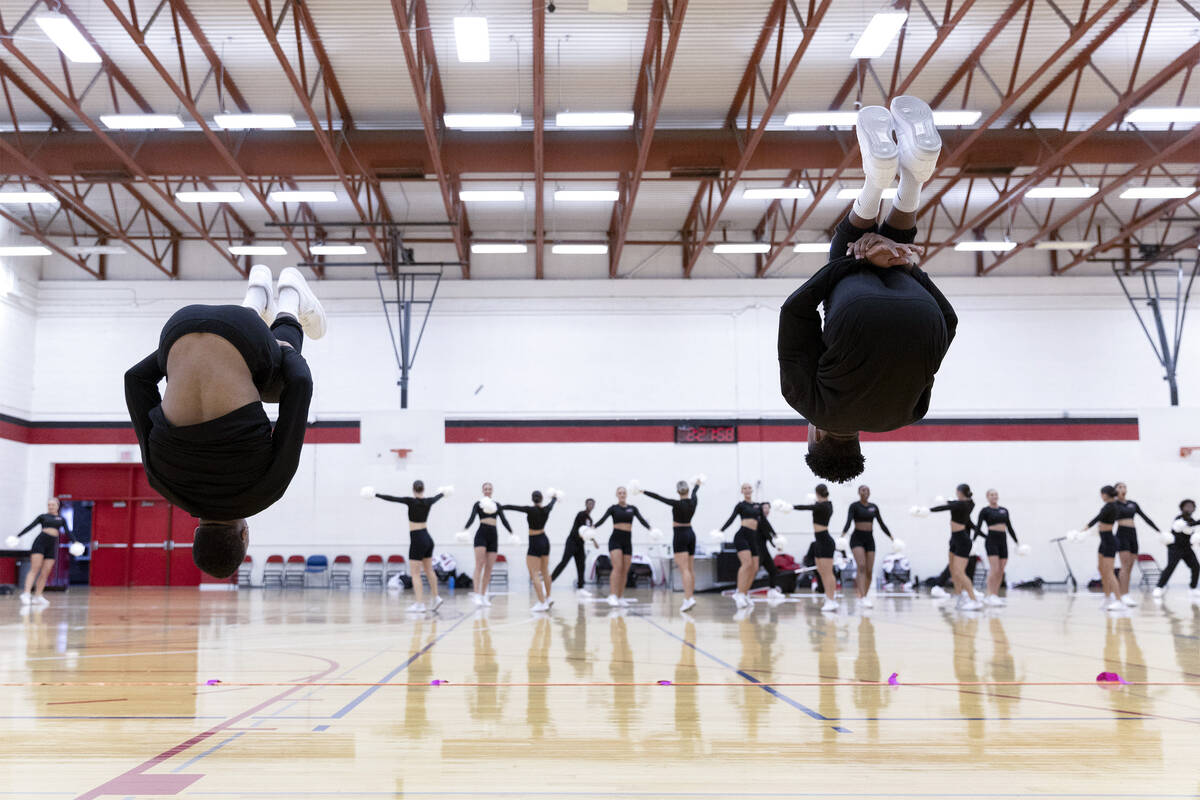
[889,95,942,183]
[984,595,1003,607]
[1190,587,1200,598]
[531,600,548,613]
[855,105,899,189]
[821,599,839,613]
[1105,598,1126,612]
[606,594,620,607]
[766,587,786,601]
[861,595,874,608]
[961,597,984,611]
[19,592,31,605]
[732,592,747,609]
[276,266,327,339]
[429,595,444,612]
[1152,586,1164,598]
[619,597,637,606]
[1121,593,1139,607]
[481,595,492,607]
[33,595,49,607]
[680,597,696,612]
[545,597,554,608]
[245,264,278,324]
[471,592,483,606]
[576,586,593,597]
[407,602,427,614]
[930,585,947,599]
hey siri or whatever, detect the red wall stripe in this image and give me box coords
[0,419,360,445]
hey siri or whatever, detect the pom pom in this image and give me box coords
[1161,531,1176,546]
[909,506,930,518]
[581,525,597,537]
[891,537,906,553]
[1065,529,1080,542]
[5,535,18,548]
[360,485,375,498]
[1192,531,1200,547]
[649,528,664,541]
[628,479,643,495]
[1017,543,1031,557]
[549,487,565,500]
[479,498,498,514]
[806,493,817,502]
[933,495,946,505]
[774,535,788,547]
[436,485,455,497]
[708,529,724,542]
[771,499,790,514]
[691,473,707,485]
[836,535,850,550]
[1172,518,1189,533]
[455,530,471,542]
[68,541,85,557]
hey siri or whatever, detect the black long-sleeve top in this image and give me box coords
[124,351,312,521]
[18,514,71,538]
[644,486,699,524]
[593,504,649,529]
[777,257,956,434]
[931,499,977,529]
[464,501,512,532]
[502,498,557,531]
[1172,513,1196,547]
[793,500,833,527]
[976,506,1018,543]
[1084,501,1120,529]
[758,517,777,543]
[375,493,444,523]
[843,501,891,537]
[721,501,763,531]
[568,510,594,539]
[1115,500,1158,531]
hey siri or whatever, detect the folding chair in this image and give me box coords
[330,555,352,589]
[304,555,330,588]
[237,555,253,588]
[490,554,509,589]
[262,554,285,588]
[362,555,384,589]
[385,554,408,587]
[284,555,307,588]
[1136,553,1162,589]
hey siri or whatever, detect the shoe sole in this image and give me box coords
[889,95,941,167]
[856,106,899,163]
[278,267,327,339]
[247,264,278,325]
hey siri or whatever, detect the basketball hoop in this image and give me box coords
[390,448,412,459]
[1182,446,1200,467]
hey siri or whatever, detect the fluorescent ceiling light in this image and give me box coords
[229,245,288,256]
[836,187,897,200]
[66,245,127,255]
[552,244,609,255]
[713,243,770,254]
[310,244,366,255]
[175,190,245,203]
[471,243,527,254]
[1025,186,1098,199]
[453,16,490,63]
[460,190,526,202]
[743,187,811,200]
[783,111,858,127]
[444,113,522,129]
[1126,107,1200,124]
[214,113,295,130]
[554,189,619,202]
[35,13,100,64]
[0,246,51,256]
[932,110,981,126]
[792,242,832,253]
[555,111,634,128]
[0,191,58,205]
[1034,241,1094,250]
[1119,187,1197,200]
[850,12,907,59]
[100,114,184,130]
[269,190,338,203]
[955,241,1017,252]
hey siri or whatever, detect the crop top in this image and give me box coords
[1114,499,1158,531]
[793,500,833,527]
[843,501,891,536]
[18,514,71,537]
[930,499,976,527]
[593,504,649,529]
[644,486,699,524]
[1084,501,1120,529]
[976,506,1017,542]
[721,501,763,531]
[502,498,558,531]
[375,493,444,523]
[464,501,513,532]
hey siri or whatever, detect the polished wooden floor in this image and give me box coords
[1,586,1198,799]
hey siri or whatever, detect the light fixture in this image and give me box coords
[1034,241,1094,250]
[268,190,338,203]
[1025,186,1098,199]
[471,243,528,254]
[175,191,245,203]
[783,111,858,127]
[66,245,127,256]
[229,245,288,256]
[954,241,1017,252]
[713,243,770,254]
[0,191,58,205]
[792,242,832,253]
[931,110,981,126]
[552,243,609,255]
[459,190,526,202]
[100,114,184,130]
[443,113,522,129]
[214,113,296,130]
[309,244,366,255]
[453,16,490,63]
[1126,107,1200,124]
[850,12,907,59]
[1119,187,1197,200]
[553,189,619,202]
[0,246,52,256]
[35,13,100,63]
[555,111,635,128]
[743,187,811,200]
[836,187,897,200]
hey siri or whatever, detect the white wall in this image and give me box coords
[8,275,1200,588]
[0,221,41,532]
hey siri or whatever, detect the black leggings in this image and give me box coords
[1158,545,1200,589]
[829,215,917,261]
[757,533,779,589]
[551,536,586,588]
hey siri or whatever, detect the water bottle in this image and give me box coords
[448,575,456,592]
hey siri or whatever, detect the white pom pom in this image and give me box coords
[1161,531,1176,546]
[69,541,85,557]
[455,530,471,542]
[933,495,946,505]
[910,506,930,518]
[5,536,18,548]
[692,473,707,485]
[581,525,597,537]
[1192,531,1200,547]
[1017,543,1031,557]
[1065,529,1080,542]
[836,536,850,550]
[436,485,455,496]
[360,485,375,498]
[628,479,643,495]
[806,493,817,502]
[709,529,724,542]
[891,537,906,553]
[479,498,498,514]
[649,528,664,541]
[550,488,565,500]
[1173,518,1189,533]
[771,499,790,514]
[774,535,788,547]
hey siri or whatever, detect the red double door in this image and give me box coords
[55,464,202,587]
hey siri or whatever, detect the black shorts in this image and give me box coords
[608,531,632,555]
[672,526,696,556]
[985,532,1008,559]
[813,531,836,559]
[1098,531,1118,558]
[948,530,973,558]
[849,530,875,552]
[1116,528,1138,554]
[733,527,756,553]
[409,529,434,562]
[474,524,498,553]
[30,532,58,559]
[527,533,550,558]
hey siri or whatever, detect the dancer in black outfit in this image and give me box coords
[757,502,785,601]
[125,265,325,579]
[975,489,1026,607]
[1074,485,1124,612]
[918,484,980,610]
[367,480,451,613]
[11,498,80,607]
[777,96,953,484]
[842,485,894,608]
[718,483,764,610]
[1113,482,1158,606]
[644,478,702,612]
[1154,500,1199,598]
[593,487,651,607]
[551,498,596,594]
[503,490,560,612]
[463,482,513,607]
[793,484,838,611]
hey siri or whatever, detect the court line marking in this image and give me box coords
[8,679,1200,687]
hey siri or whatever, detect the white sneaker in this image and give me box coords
[861,595,874,608]
[619,597,636,606]
[1121,593,1139,607]
[545,596,554,607]
[471,592,483,606]
[930,585,947,598]
[19,593,31,605]
[531,600,548,612]
[577,586,593,597]
[33,595,49,607]
[606,594,620,607]
[245,264,278,324]
[821,599,839,613]
[766,587,786,601]
[993,595,1007,606]
[1105,598,1126,612]
[481,595,492,607]
[276,266,327,339]
[407,602,427,614]
[1152,586,1163,598]
[889,95,942,183]
[680,597,696,612]
[961,598,984,611]
[429,595,444,612]
[855,105,899,189]
[732,592,747,609]
[984,595,1003,607]
[1190,587,1200,597]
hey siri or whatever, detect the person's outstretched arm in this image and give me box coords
[874,508,893,539]
[375,494,413,506]
[720,506,741,532]
[643,490,675,508]
[631,506,650,529]
[464,503,480,529]
[592,506,613,528]
[545,497,557,515]
[16,517,42,537]
[1133,502,1159,532]
[500,504,531,516]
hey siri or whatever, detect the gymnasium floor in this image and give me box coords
[1,587,1198,799]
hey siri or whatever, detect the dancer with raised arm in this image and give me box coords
[463,482,513,606]
[793,484,839,611]
[1072,485,1124,612]
[644,476,703,612]
[502,490,560,612]
[9,498,83,607]
[1113,482,1159,606]
[592,487,651,607]
[1154,500,1199,598]
[916,484,980,611]
[367,480,452,614]
[718,483,763,611]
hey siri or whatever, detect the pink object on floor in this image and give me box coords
[887,673,899,685]
[1096,671,1127,684]
[658,680,672,685]
[205,679,221,686]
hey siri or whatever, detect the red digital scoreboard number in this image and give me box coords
[675,425,737,444]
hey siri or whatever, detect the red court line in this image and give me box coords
[46,697,128,706]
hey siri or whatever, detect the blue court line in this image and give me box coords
[171,732,246,773]
[312,724,329,732]
[330,613,472,719]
